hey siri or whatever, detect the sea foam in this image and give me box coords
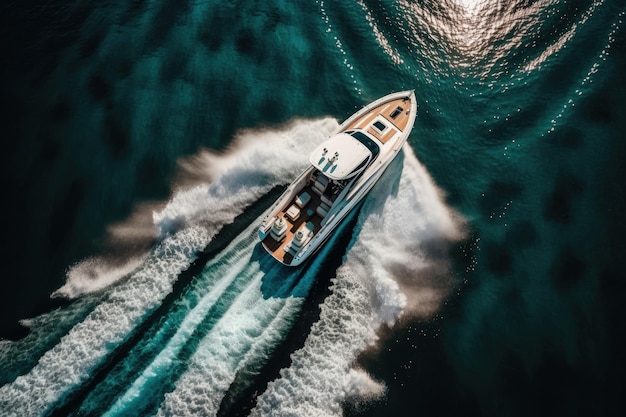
[151,197,356,417]
[0,119,335,417]
[52,119,336,300]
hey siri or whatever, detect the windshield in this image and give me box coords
[349,131,380,158]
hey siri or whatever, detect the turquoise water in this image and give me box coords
[1,0,625,416]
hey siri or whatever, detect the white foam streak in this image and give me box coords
[52,119,336,300]
[54,255,147,299]
[252,145,465,416]
[0,119,335,417]
[252,269,378,417]
[343,368,385,399]
[154,228,301,417]
[152,186,349,417]
[0,227,208,417]
[156,295,301,417]
[104,251,252,416]
[155,119,336,238]
[52,200,165,299]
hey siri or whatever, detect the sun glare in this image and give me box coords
[454,0,485,15]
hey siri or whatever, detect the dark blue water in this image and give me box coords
[1,0,625,416]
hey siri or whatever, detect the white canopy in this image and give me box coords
[309,133,372,180]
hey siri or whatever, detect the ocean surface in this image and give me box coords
[1,0,625,416]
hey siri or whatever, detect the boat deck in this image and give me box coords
[262,185,325,265]
[346,97,413,144]
[259,90,416,267]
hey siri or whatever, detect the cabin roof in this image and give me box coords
[309,132,372,180]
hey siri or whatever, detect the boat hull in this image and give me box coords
[258,90,417,266]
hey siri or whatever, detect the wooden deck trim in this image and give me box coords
[348,112,378,131]
[380,126,398,143]
[381,98,411,131]
[346,97,412,139]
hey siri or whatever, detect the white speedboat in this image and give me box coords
[258,90,418,266]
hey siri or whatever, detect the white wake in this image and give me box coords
[0,119,336,417]
[151,200,351,417]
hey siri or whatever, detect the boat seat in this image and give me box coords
[269,216,288,241]
[312,174,328,195]
[316,202,330,218]
[289,223,314,250]
[295,191,311,208]
[284,222,315,253]
[321,194,334,206]
[285,204,300,221]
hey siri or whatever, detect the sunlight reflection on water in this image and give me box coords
[393,0,580,78]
